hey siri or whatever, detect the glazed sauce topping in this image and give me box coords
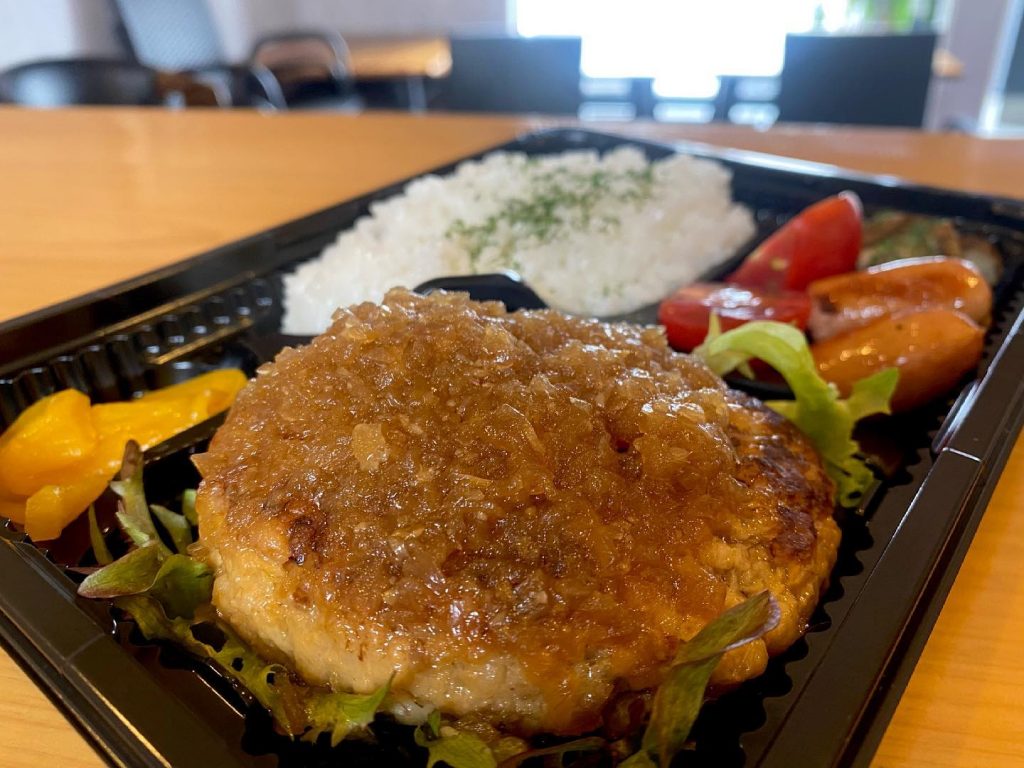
[198,290,757,701]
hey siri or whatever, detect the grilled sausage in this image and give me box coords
[812,308,985,412]
[808,256,992,341]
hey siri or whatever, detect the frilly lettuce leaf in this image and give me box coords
[117,588,396,742]
[619,752,657,767]
[150,503,193,554]
[427,709,442,736]
[497,737,604,767]
[304,674,394,747]
[114,598,387,744]
[87,505,113,565]
[147,554,213,618]
[78,544,212,618]
[79,463,392,745]
[78,543,163,598]
[694,320,898,506]
[109,447,170,554]
[114,593,299,733]
[181,488,198,526]
[629,592,780,768]
[415,724,497,768]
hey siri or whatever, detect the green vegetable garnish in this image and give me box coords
[146,555,214,619]
[626,592,780,768]
[87,505,113,566]
[694,320,898,506]
[181,488,198,526]
[415,722,497,768]
[619,751,657,767]
[150,503,193,554]
[77,464,392,744]
[305,674,393,747]
[78,545,212,620]
[109,450,168,554]
[112,592,380,739]
[427,709,442,736]
[498,737,605,767]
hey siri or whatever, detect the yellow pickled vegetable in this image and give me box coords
[25,473,111,541]
[0,389,97,496]
[140,368,246,413]
[0,369,247,541]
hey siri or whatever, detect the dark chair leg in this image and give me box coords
[713,75,738,122]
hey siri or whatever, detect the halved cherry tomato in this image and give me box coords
[727,191,862,291]
[658,283,812,352]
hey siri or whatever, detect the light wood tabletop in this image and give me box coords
[0,107,1023,768]
[347,36,452,79]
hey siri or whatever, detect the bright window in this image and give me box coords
[516,0,845,94]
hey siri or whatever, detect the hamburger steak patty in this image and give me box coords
[193,289,839,735]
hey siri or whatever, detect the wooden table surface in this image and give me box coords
[347,36,452,79]
[0,108,1023,767]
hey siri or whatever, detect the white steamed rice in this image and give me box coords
[282,147,754,335]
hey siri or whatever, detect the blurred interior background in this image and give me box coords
[1,0,1022,134]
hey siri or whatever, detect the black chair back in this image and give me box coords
[440,36,582,115]
[0,58,161,107]
[777,33,936,127]
[114,0,225,70]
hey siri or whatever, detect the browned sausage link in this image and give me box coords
[807,256,992,342]
[812,308,985,413]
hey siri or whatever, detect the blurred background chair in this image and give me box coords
[114,0,280,108]
[434,36,582,115]
[0,57,217,107]
[0,4,993,129]
[114,0,359,111]
[776,33,937,127]
[250,31,360,111]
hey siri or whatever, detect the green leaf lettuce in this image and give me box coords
[79,464,391,745]
[304,674,393,747]
[415,724,497,768]
[694,320,898,506]
[631,592,780,768]
[87,505,113,566]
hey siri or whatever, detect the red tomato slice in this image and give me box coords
[727,191,862,291]
[658,283,812,352]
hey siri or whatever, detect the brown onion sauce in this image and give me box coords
[197,290,766,715]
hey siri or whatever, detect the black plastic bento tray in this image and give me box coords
[1,128,1023,768]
